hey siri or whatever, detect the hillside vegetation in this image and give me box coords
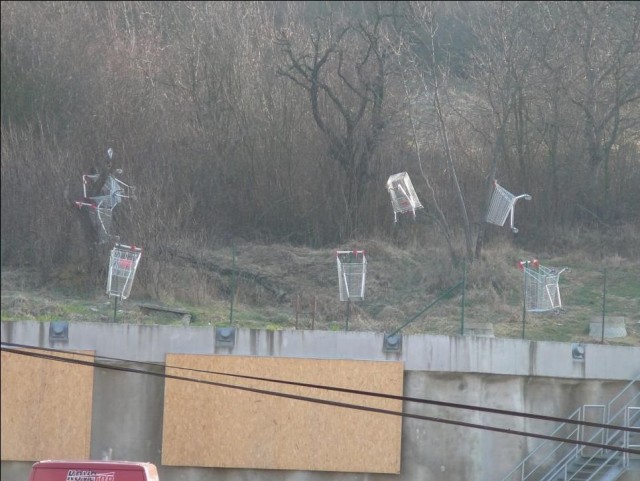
[2,227,638,346]
[1,2,639,344]
[2,2,639,266]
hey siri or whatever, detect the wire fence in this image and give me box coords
[289,263,638,344]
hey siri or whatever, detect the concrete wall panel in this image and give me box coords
[2,321,638,481]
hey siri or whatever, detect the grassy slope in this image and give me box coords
[1,232,639,346]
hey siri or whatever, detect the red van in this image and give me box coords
[28,460,160,481]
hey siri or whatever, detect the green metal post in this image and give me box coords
[229,244,236,325]
[460,257,466,335]
[601,267,607,343]
[346,300,350,331]
[113,297,118,323]
[522,261,527,340]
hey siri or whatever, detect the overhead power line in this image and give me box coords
[1,343,638,455]
[2,342,634,433]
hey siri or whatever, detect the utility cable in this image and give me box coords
[2,343,637,433]
[2,344,638,455]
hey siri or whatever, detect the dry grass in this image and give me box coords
[2,230,639,345]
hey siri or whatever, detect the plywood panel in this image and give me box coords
[1,348,95,461]
[162,355,403,473]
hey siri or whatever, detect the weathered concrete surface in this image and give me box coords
[89,362,165,463]
[2,321,638,379]
[2,321,639,481]
[590,316,628,339]
[463,322,495,337]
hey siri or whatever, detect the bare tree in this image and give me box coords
[276,3,391,239]
[519,1,640,227]
[392,1,473,263]
[447,2,541,257]
[564,1,639,221]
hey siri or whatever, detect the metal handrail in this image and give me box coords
[624,406,640,467]
[608,375,640,413]
[542,378,638,481]
[562,425,625,481]
[501,373,639,481]
[542,409,635,481]
[500,408,581,481]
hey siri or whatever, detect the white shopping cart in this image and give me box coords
[107,243,143,301]
[336,250,367,301]
[518,259,568,312]
[73,149,136,244]
[486,180,531,233]
[386,172,423,222]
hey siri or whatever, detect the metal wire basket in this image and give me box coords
[336,250,367,301]
[519,260,568,312]
[486,180,531,233]
[107,243,143,300]
[386,172,423,222]
[75,170,136,244]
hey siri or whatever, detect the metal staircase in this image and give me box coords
[501,374,640,481]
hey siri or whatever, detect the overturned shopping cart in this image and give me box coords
[486,180,531,234]
[386,172,423,223]
[518,259,568,313]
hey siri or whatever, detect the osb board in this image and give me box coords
[163,355,403,473]
[1,348,95,461]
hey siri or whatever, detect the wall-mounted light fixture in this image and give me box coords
[383,333,402,353]
[215,327,236,348]
[49,321,69,342]
[571,342,585,361]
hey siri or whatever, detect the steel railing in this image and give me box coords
[501,374,640,481]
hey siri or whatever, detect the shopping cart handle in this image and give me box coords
[514,194,532,201]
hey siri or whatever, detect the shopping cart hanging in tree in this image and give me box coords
[74,149,136,244]
[518,259,568,313]
[386,172,423,223]
[486,180,531,233]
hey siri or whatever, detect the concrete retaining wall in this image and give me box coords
[2,321,639,481]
